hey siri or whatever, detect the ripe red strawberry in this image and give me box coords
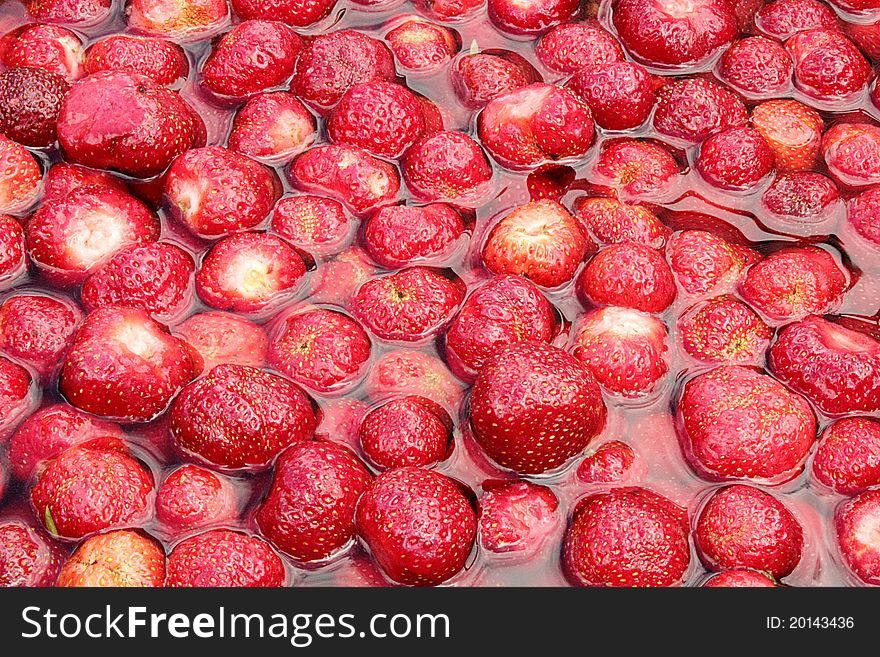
[308,247,376,306]
[26,185,160,288]
[577,241,676,313]
[563,487,690,587]
[488,0,577,35]
[717,36,793,97]
[228,92,316,165]
[363,203,464,269]
[169,363,317,471]
[696,484,803,579]
[81,242,195,322]
[0,355,33,442]
[526,164,576,201]
[576,440,639,484]
[173,311,268,375]
[478,83,594,169]
[478,480,558,554]
[591,139,680,200]
[0,67,69,147]
[0,214,25,285]
[567,60,654,132]
[847,187,880,248]
[812,417,880,495]
[270,195,349,256]
[678,295,772,365]
[652,78,748,144]
[155,464,238,534]
[416,0,483,19]
[822,123,880,189]
[125,0,230,43]
[846,18,880,62]
[667,229,753,298]
[41,162,128,203]
[612,0,737,67]
[59,306,195,422]
[31,445,154,540]
[57,71,206,179]
[385,19,458,74]
[84,35,188,86]
[756,0,839,40]
[356,467,476,586]
[195,232,307,313]
[366,349,464,411]
[677,365,816,483]
[24,0,112,24]
[787,29,872,102]
[702,569,777,587]
[7,403,124,482]
[201,21,301,99]
[256,441,371,563]
[0,521,65,587]
[165,529,286,587]
[290,30,396,112]
[752,99,824,173]
[290,144,400,216]
[470,342,606,474]
[761,172,841,232]
[230,0,338,27]
[738,246,848,322]
[358,395,452,470]
[451,50,540,109]
[572,306,669,398]
[574,197,670,249]
[0,294,82,380]
[349,267,464,343]
[697,127,774,191]
[267,307,372,394]
[835,490,880,586]
[0,135,41,215]
[831,0,880,12]
[768,315,880,416]
[482,200,590,288]
[314,397,369,452]
[57,530,165,587]
[444,275,556,381]
[535,21,624,75]
[1,24,84,81]
[402,131,493,205]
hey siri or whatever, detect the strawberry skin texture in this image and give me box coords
[57,530,166,587]
[0,521,66,587]
[165,529,287,587]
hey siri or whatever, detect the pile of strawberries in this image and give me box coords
[2,0,880,588]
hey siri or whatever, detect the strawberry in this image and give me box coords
[385,19,458,74]
[812,417,880,495]
[0,521,65,586]
[0,294,82,380]
[41,162,128,203]
[165,529,286,587]
[830,0,880,11]
[0,135,41,215]
[155,464,238,534]
[697,127,774,191]
[59,306,195,422]
[677,295,772,365]
[761,172,841,231]
[267,308,372,394]
[677,365,816,483]
[271,195,349,256]
[0,214,25,285]
[173,312,267,376]
[571,306,669,398]
[702,570,777,587]
[168,363,317,471]
[667,229,753,298]
[228,92,316,165]
[365,349,464,411]
[7,403,124,482]
[57,71,206,179]
[256,441,372,562]
[488,0,578,35]
[567,60,654,131]
[756,0,839,40]
[444,275,557,381]
[535,21,625,75]
[786,29,872,102]
[470,342,606,474]
[416,0,483,20]
[81,242,195,322]
[752,99,824,173]
[835,490,880,586]
[290,144,400,216]
[363,203,464,269]
[716,36,794,98]
[577,241,676,313]
[230,0,339,27]
[822,122,880,189]
[738,246,848,323]
[195,232,307,313]
[845,18,880,62]
[26,185,160,288]
[30,445,154,540]
[290,30,396,112]
[1,24,84,81]
[308,247,376,306]
[0,67,69,147]
[451,50,540,109]
[0,356,33,442]
[402,131,493,206]
[768,315,880,416]
[591,139,680,201]
[478,83,595,169]
[652,77,748,144]
[24,0,112,25]
[56,530,165,587]
[355,467,477,586]
[314,397,369,452]
[847,187,880,248]
[611,0,737,68]
[84,35,188,86]
[328,81,427,160]
[478,480,558,554]
[696,484,803,579]
[358,395,452,470]
[526,164,576,201]
[201,21,302,99]
[125,0,230,43]
[482,200,591,288]
[576,440,639,484]
[563,487,690,587]
[574,197,670,249]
